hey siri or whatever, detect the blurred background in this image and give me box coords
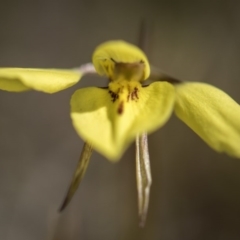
[1,0,240,239]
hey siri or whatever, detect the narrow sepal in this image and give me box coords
[59,142,93,211]
[136,133,152,227]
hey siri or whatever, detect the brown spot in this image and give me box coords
[117,101,124,115]
[109,90,119,102]
[131,87,139,100]
[110,58,117,63]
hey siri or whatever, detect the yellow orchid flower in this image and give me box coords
[1,40,240,226]
[69,41,240,161]
[69,41,240,226]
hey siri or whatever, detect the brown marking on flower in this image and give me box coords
[117,101,124,115]
[127,93,130,102]
[131,87,139,100]
[108,90,119,102]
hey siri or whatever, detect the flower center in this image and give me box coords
[108,79,142,115]
[102,59,145,82]
[112,60,145,82]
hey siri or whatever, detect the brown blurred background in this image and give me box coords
[1,0,240,239]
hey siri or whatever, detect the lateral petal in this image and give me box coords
[174,82,240,158]
[0,68,81,93]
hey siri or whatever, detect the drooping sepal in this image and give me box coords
[59,142,93,211]
[136,133,152,227]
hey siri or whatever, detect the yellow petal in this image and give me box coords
[174,82,240,158]
[92,41,150,81]
[71,82,175,161]
[0,68,82,93]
